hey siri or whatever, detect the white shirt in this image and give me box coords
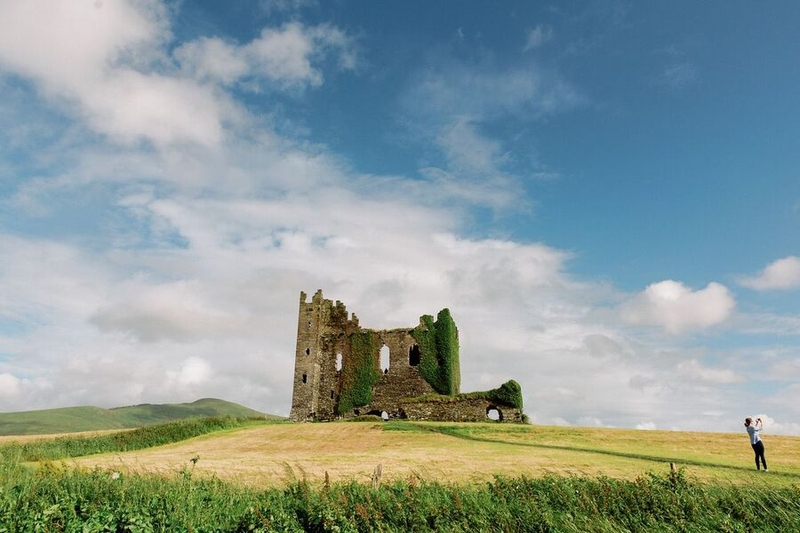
[747,424,762,445]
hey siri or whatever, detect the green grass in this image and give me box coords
[3,418,800,530]
[0,416,278,462]
[2,461,799,532]
[0,398,279,436]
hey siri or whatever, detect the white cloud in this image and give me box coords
[405,63,585,122]
[677,359,743,384]
[0,0,168,89]
[401,62,583,210]
[620,280,735,334]
[167,357,213,388]
[523,25,553,51]
[0,3,356,148]
[635,422,657,430]
[739,256,800,290]
[0,373,21,398]
[174,37,250,85]
[175,22,357,90]
[0,1,231,148]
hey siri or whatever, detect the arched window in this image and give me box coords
[380,345,390,373]
[336,353,343,371]
[302,373,307,384]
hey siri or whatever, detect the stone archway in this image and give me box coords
[486,405,503,422]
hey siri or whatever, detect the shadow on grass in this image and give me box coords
[399,423,800,480]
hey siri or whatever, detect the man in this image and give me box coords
[744,417,768,472]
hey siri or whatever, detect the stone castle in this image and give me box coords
[289,290,524,423]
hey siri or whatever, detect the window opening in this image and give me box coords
[330,390,335,399]
[486,406,502,422]
[409,344,420,366]
[302,373,307,384]
[305,348,310,356]
[336,353,343,371]
[380,345,390,373]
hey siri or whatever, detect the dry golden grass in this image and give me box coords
[66,421,800,488]
[0,428,130,444]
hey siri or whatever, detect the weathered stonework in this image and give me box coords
[399,397,524,423]
[289,290,523,423]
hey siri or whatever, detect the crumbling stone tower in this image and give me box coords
[290,289,439,421]
[289,289,524,423]
[290,290,361,421]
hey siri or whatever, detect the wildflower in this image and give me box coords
[111,471,121,480]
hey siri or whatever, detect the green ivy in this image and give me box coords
[336,331,382,415]
[403,380,524,410]
[412,308,460,396]
[484,380,523,410]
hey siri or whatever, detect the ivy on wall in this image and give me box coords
[336,331,382,415]
[412,308,460,396]
[404,380,524,410]
[482,379,523,410]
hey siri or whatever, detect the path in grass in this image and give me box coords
[68,421,800,487]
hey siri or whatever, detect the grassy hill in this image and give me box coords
[0,398,279,436]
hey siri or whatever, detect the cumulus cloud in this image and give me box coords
[0,2,355,148]
[739,256,800,290]
[620,280,735,334]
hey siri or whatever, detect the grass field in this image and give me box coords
[5,419,800,531]
[0,398,276,436]
[60,420,800,488]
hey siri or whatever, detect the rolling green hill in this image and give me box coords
[0,398,280,436]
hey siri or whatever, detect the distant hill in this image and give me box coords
[0,398,282,436]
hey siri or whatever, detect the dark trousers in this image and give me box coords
[751,441,767,470]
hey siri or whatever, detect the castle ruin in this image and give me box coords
[289,290,524,423]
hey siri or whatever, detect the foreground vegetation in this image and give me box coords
[3,417,800,530]
[2,460,799,532]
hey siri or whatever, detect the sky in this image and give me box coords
[0,1,798,434]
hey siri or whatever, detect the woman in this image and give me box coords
[744,417,768,472]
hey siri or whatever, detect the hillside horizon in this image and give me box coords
[0,398,282,436]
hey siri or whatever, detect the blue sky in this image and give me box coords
[0,1,798,434]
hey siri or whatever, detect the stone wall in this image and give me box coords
[398,397,524,423]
